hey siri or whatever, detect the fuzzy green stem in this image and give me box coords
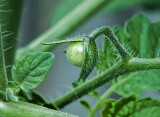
[51,58,160,108]
[0,26,8,100]
[0,100,78,117]
[16,0,111,59]
[0,0,24,80]
[88,73,137,117]
[89,26,131,60]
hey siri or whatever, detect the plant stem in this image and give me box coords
[0,0,24,80]
[16,0,111,59]
[87,73,137,117]
[51,57,160,108]
[89,26,131,60]
[0,100,78,117]
[0,26,8,100]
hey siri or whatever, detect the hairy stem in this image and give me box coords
[0,100,78,117]
[88,73,137,117]
[16,0,111,59]
[0,26,7,100]
[51,57,160,108]
[0,0,24,80]
[89,26,131,60]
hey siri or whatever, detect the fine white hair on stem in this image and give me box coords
[2,32,14,38]
[3,46,12,52]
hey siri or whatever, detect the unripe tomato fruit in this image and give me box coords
[66,42,85,67]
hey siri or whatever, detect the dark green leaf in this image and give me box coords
[80,100,91,111]
[101,99,116,117]
[12,52,54,92]
[101,96,160,117]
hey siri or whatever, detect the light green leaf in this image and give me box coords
[101,96,160,117]
[12,52,54,92]
[6,88,19,102]
[124,14,151,57]
[80,100,91,111]
[6,81,20,102]
[115,71,160,96]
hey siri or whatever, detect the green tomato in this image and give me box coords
[66,42,86,67]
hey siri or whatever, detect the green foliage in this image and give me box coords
[80,100,91,112]
[6,81,20,102]
[101,99,116,116]
[11,52,54,92]
[6,88,19,102]
[101,96,160,117]
[0,0,160,116]
[96,14,160,97]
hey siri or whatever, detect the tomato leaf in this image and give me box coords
[101,96,160,117]
[12,52,54,92]
[114,15,160,96]
[80,100,91,112]
[101,99,116,117]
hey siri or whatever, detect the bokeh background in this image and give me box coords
[18,0,160,116]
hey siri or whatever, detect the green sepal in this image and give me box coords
[77,39,98,83]
[41,36,85,45]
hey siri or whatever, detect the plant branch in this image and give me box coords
[88,73,137,117]
[0,0,24,80]
[16,0,112,59]
[0,26,8,100]
[51,57,160,108]
[0,100,78,117]
[89,26,131,60]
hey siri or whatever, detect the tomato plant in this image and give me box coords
[0,0,160,117]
